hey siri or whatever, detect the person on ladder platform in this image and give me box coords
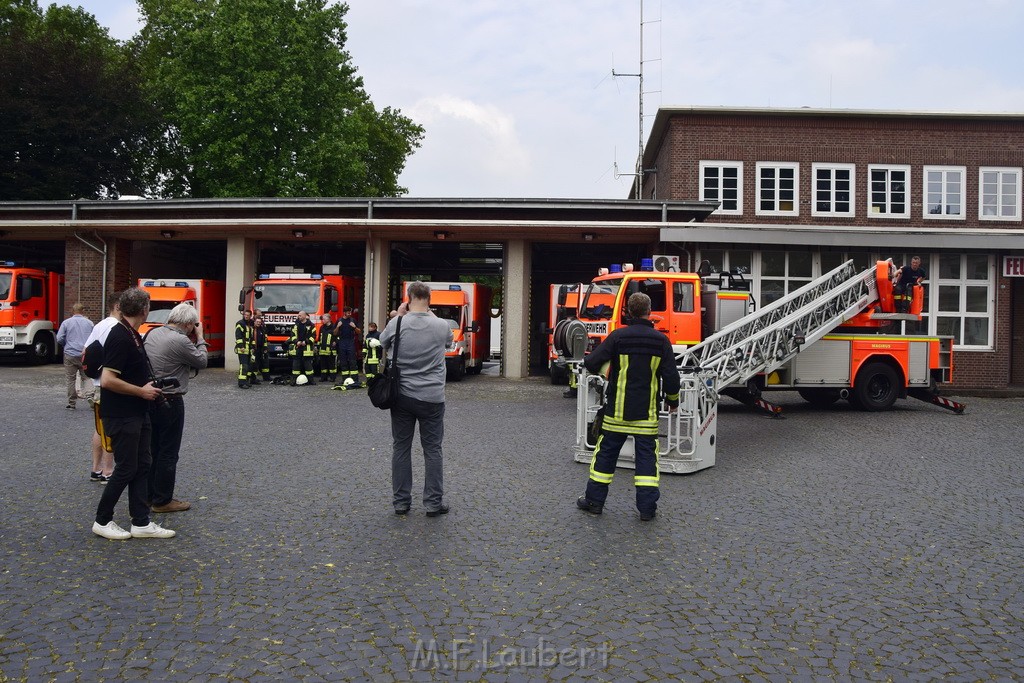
[316,313,336,382]
[893,255,926,314]
[289,310,317,385]
[252,313,270,382]
[575,292,680,522]
[234,309,254,389]
[332,306,362,390]
[363,321,383,382]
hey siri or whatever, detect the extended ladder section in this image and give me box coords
[676,260,877,391]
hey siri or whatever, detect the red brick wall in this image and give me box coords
[652,111,1024,390]
[62,237,133,319]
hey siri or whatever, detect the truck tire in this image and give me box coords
[797,388,841,407]
[448,357,465,382]
[30,332,54,365]
[852,362,900,411]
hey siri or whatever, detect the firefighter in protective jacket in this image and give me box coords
[316,313,336,381]
[288,310,317,385]
[363,321,383,381]
[576,292,680,521]
[234,310,254,388]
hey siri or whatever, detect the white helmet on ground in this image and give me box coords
[343,377,356,386]
[295,374,308,385]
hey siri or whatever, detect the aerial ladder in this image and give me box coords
[568,259,964,474]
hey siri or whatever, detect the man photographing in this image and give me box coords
[92,287,175,540]
[144,303,209,514]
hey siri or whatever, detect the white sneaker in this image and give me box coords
[130,522,176,539]
[92,521,131,540]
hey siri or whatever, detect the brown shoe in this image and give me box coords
[151,499,191,513]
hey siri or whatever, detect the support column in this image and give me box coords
[364,236,390,329]
[503,239,531,379]
[224,237,258,374]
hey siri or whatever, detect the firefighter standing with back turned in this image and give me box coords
[332,306,362,390]
[234,310,254,389]
[575,292,680,521]
[289,310,317,385]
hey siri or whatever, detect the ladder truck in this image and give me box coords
[558,259,965,474]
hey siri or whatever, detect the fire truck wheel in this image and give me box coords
[448,357,465,382]
[30,332,54,365]
[797,388,841,407]
[852,362,900,411]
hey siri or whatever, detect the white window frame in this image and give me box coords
[978,166,1022,222]
[867,164,911,218]
[932,253,994,351]
[811,163,856,217]
[756,162,799,217]
[923,165,966,220]
[699,161,743,215]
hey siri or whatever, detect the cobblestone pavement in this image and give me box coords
[1,362,1022,682]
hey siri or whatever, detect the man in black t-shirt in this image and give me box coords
[893,255,926,313]
[92,288,176,541]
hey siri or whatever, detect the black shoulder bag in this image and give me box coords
[367,316,401,410]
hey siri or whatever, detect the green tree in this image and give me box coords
[136,0,423,198]
[0,0,151,199]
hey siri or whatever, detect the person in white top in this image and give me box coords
[83,292,120,483]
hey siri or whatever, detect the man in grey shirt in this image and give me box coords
[143,303,208,513]
[379,281,454,516]
[56,302,94,409]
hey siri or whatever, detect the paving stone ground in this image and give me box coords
[0,362,1021,682]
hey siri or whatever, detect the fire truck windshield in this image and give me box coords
[431,305,462,329]
[145,303,175,325]
[0,273,10,300]
[253,283,320,313]
[580,280,621,319]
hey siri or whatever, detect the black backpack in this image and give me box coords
[81,339,104,380]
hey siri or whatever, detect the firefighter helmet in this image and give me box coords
[295,374,308,385]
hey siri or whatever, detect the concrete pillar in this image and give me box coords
[364,236,390,328]
[503,239,531,379]
[224,237,258,373]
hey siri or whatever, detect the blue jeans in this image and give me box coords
[96,414,152,527]
[390,395,445,511]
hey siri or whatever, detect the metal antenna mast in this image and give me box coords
[612,0,648,199]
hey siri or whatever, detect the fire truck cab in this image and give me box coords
[241,273,363,365]
[0,263,63,364]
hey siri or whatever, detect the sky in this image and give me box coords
[51,0,1024,200]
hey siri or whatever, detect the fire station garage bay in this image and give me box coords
[1,192,1021,391]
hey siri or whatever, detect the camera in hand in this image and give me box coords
[152,376,181,390]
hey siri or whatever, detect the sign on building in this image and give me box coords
[1003,256,1024,277]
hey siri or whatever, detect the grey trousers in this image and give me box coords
[390,395,445,511]
[63,354,93,405]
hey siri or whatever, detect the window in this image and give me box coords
[700,161,743,215]
[935,254,993,349]
[811,164,855,217]
[867,165,910,218]
[979,167,1022,221]
[673,281,695,313]
[759,250,813,305]
[923,166,965,219]
[756,162,799,216]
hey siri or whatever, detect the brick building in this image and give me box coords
[640,107,1024,389]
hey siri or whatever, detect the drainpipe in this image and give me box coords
[74,230,108,309]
